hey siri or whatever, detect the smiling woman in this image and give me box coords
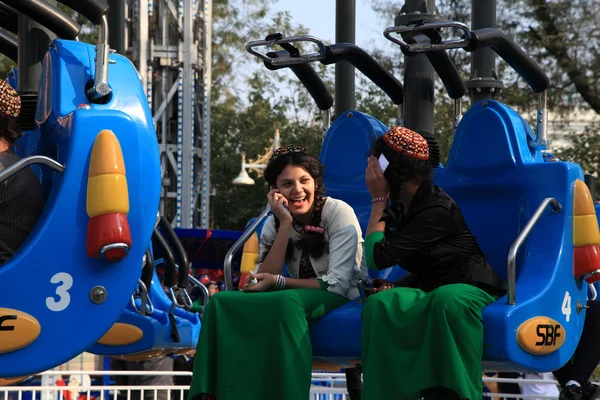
[188,144,368,400]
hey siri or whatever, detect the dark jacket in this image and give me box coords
[0,152,45,264]
[373,181,506,295]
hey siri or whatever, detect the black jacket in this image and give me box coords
[0,152,45,264]
[373,181,506,295]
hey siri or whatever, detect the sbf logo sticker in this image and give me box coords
[517,317,566,355]
[535,324,562,346]
[0,315,16,331]
[0,309,41,354]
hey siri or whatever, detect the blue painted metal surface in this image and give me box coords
[87,266,200,358]
[0,39,160,377]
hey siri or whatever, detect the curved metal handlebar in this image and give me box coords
[246,35,327,66]
[384,21,472,53]
[2,0,81,39]
[0,30,17,62]
[56,0,109,26]
[0,156,64,184]
[184,270,210,316]
[158,217,190,290]
[506,197,562,305]
[87,14,112,101]
[224,206,272,291]
[384,21,549,94]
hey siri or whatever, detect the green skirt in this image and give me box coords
[361,283,496,400]
[187,289,348,400]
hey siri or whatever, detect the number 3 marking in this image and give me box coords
[562,291,572,322]
[46,272,73,312]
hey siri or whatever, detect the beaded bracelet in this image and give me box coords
[371,196,388,204]
[273,274,286,290]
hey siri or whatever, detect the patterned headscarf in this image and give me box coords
[0,80,20,120]
[382,126,429,161]
[269,144,307,162]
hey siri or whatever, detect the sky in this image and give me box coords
[271,0,392,52]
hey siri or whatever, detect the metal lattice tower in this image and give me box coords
[126,0,212,228]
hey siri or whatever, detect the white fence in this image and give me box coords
[1,371,596,400]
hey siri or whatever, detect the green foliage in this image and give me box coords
[209,0,600,229]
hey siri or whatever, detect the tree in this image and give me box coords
[368,0,600,170]
[208,0,329,229]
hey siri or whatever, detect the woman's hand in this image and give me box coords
[243,273,277,292]
[267,188,293,224]
[370,278,394,294]
[365,157,389,199]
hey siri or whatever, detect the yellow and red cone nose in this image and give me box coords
[573,179,600,279]
[86,130,131,263]
[238,232,259,290]
[86,213,132,261]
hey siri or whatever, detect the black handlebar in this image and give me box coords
[403,35,466,100]
[466,28,549,93]
[158,216,190,290]
[424,51,466,99]
[322,43,404,105]
[152,227,177,288]
[0,30,16,62]
[264,50,334,111]
[56,0,109,25]
[2,0,80,39]
[141,248,154,294]
[0,3,18,34]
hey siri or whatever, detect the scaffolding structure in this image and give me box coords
[125,0,212,228]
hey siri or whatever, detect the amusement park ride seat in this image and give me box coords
[231,23,600,373]
[0,0,205,379]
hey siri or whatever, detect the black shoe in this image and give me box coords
[560,385,583,400]
[583,383,600,400]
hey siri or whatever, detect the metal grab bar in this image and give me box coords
[245,35,327,66]
[0,155,64,183]
[87,13,111,100]
[224,205,272,291]
[506,197,562,305]
[383,21,472,53]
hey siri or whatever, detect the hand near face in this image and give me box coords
[267,188,293,224]
[243,273,277,292]
[365,156,389,199]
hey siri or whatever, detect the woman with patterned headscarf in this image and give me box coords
[361,127,506,400]
[0,80,45,265]
[187,145,368,400]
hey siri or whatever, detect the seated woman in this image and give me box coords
[0,80,45,265]
[188,144,368,400]
[361,126,506,400]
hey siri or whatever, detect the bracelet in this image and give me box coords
[371,196,388,204]
[273,274,286,290]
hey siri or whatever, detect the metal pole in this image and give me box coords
[397,0,436,139]
[467,0,503,103]
[180,0,194,228]
[199,0,212,229]
[18,0,57,130]
[18,1,56,93]
[137,0,149,96]
[334,0,355,117]
[107,0,126,54]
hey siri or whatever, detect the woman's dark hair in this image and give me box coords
[263,151,328,260]
[372,136,433,217]
[0,118,21,147]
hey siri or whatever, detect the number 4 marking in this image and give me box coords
[562,291,572,322]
